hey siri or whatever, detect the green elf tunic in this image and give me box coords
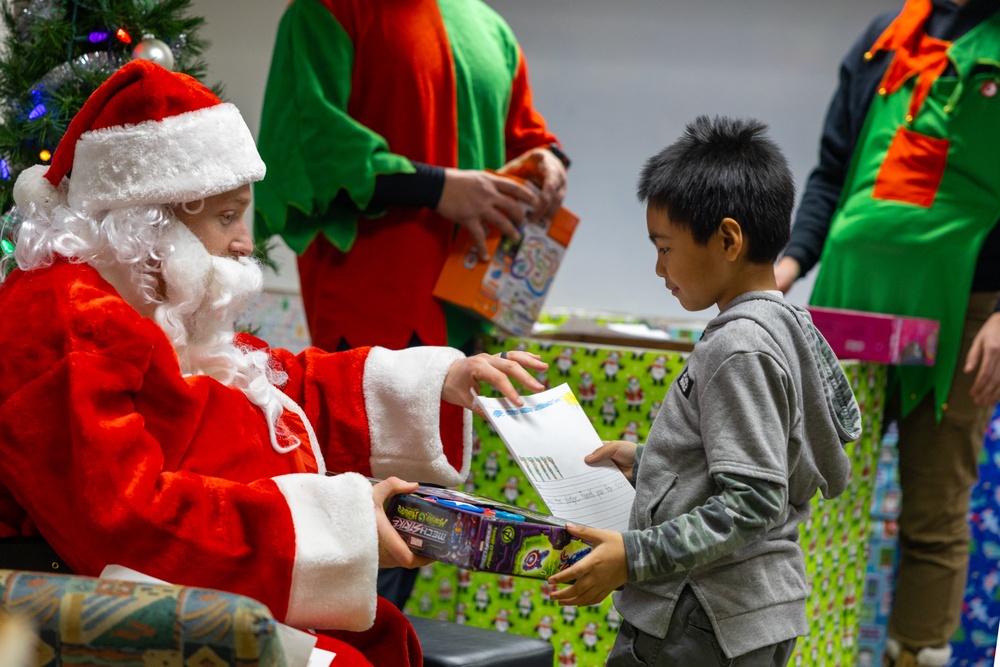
[254,0,558,350]
[810,0,1000,418]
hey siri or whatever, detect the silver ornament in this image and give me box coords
[132,37,175,72]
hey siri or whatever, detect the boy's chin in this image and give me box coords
[673,296,713,313]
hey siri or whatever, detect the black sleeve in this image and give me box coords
[369,161,446,210]
[331,162,447,214]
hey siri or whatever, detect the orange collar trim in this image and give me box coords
[866,0,952,121]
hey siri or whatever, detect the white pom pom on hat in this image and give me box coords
[13,59,265,215]
[12,164,66,217]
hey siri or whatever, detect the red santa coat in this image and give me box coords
[0,261,471,632]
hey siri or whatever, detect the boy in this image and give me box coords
[548,116,861,666]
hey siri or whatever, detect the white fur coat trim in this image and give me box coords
[364,346,472,487]
[67,103,265,213]
[273,472,378,631]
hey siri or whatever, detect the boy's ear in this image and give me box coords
[718,217,744,260]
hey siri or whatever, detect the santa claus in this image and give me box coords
[0,60,546,666]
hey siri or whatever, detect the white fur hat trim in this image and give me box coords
[67,103,265,214]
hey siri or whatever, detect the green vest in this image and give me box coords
[810,11,1000,418]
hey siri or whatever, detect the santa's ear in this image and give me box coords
[13,165,68,218]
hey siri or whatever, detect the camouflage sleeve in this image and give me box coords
[622,472,786,582]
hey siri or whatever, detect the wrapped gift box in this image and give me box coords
[806,306,939,366]
[388,490,590,579]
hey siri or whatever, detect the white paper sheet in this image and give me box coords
[475,383,636,531]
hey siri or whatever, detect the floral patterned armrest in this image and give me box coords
[0,569,287,666]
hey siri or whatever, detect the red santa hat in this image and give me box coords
[13,59,265,216]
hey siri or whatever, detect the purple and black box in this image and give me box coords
[386,488,591,579]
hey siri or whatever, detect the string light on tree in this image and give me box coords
[0,0,212,216]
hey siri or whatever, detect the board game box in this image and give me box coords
[432,176,579,337]
[386,485,591,579]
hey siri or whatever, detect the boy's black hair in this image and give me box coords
[637,115,793,263]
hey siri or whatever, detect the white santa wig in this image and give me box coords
[2,59,317,462]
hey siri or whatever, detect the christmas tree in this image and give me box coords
[0,0,211,262]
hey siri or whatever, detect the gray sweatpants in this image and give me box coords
[607,587,796,666]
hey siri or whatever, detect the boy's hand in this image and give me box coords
[586,440,638,480]
[547,523,627,607]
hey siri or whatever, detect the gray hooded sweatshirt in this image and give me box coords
[613,291,861,658]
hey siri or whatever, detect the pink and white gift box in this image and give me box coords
[806,306,939,366]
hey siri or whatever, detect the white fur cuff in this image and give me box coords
[273,472,378,631]
[363,346,471,486]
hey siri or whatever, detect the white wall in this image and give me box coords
[29,1,906,321]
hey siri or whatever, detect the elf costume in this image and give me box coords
[253,0,561,351]
[807,0,1000,420]
[783,0,1000,659]
[0,59,474,667]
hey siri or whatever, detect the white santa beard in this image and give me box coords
[154,223,315,458]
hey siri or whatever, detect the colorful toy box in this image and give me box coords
[388,486,591,579]
[433,198,579,337]
[806,306,939,366]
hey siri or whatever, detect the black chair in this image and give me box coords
[0,537,70,573]
[409,615,554,667]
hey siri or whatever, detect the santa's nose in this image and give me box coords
[230,220,253,257]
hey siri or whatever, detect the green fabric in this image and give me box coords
[253,0,414,254]
[437,0,521,347]
[254,0,522,255]
[437,0,517,170]
[810,13,1000,419]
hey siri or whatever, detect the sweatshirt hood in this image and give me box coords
[710,291,862,499]
[716,291,862,443]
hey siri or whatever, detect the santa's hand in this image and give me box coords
[547,524,627,607]
[436,168,539,261]
[372,477,432,569]
[585,440,638,480]
[442,350,548,411]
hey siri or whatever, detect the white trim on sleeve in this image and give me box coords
[273,472,378,631]
[363,346,471,486]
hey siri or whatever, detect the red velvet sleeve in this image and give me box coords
[259,340,471,487]
[0,267,300,621]
[266,343,376,475]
